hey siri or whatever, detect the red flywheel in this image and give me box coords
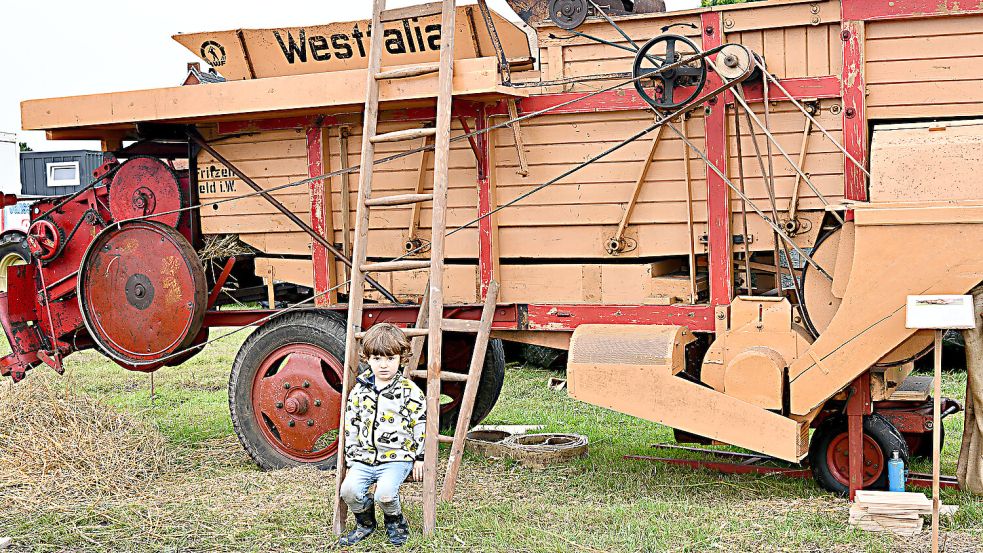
[77,221,206,368]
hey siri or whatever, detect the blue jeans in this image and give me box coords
[340,461,414,516]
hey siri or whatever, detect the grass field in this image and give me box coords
[1,329,982,552]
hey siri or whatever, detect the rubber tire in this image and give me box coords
[809,413,909,496]
[0,233,31,291]
[520,344,567,370]
[229,309,348,471]
[437,338,506,432]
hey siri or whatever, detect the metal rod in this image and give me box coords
[339,127,353,285]
[788,117,814,222]
[761,73,806,309]
[614,123,664,246]
[762,67,872,179]
[187,129,400,303]
[665,123,833,281]
[681,115,698,304]
[587,0,640,50]
[732,108,754,294]
[734,83,783,280]
[716,60,845,225]
[476,0,511,85]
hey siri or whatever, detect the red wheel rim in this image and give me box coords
[250,343,344,462]
[826,432,886,488]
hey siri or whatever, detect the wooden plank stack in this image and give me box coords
[849,491,956,537]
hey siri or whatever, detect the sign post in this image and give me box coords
[906,295,975,553]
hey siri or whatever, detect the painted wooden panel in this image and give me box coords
[866,14,983,119]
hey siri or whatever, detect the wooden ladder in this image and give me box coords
[332,0,498,536]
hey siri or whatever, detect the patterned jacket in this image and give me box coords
[343,370,427,466]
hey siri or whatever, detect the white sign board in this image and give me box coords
[906,295,976,330]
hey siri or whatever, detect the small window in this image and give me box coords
[46,161,81,187]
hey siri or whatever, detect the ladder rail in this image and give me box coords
[332,0,475,537]
[332,0,388,536]
[441,281,500,502]
[422,0,458,534]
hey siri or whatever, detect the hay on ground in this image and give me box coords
[0,376,171,500]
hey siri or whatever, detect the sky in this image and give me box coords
[2,0,699,151]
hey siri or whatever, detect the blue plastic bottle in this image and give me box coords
[888,450,906,492]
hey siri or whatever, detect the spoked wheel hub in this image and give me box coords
[251,343,344,462]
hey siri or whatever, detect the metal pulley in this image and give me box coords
[77,221,207,367]
[108,156,184,227]
[549,0,589,30]
[714,44,753,81]
[632,34,708,111]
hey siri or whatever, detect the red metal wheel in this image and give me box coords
[108,156,184,227]
[77,221,207,367]
[26,219,63,261]
[250,343,344,462]
[826,432,885,489]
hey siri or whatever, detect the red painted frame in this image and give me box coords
[701,11,733,306]
[307,126,332,305]
[843,0,983,21]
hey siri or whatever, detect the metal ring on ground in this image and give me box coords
[501,433,589,467]
[464,429,514,458]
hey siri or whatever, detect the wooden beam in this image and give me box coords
[23,57,523,132]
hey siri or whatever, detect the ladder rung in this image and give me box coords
[361,260,431,273]
[376,63,441,80]
[365,193,434,207]
[437,435,455,444]
[441,319,480,333]
[408,369,470,382]
[355,327,429,340]
[380,2,444,23]
[370,128,437,144]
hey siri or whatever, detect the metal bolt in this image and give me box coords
[841,30,851,41]
[303,381,310,388]
[845,107,857,119]
[705,25,714,36]
[283,382,291,389]
[724,18,734,29]
[717,312,726,320]
[811,3,820,14]
[314,400,322,407]
[276,402,284,409]
[288,420,296,427]
[307,419,315,427]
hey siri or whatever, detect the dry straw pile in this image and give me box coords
[0,376,172,501]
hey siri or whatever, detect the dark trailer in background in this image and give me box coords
[19,150,103,196]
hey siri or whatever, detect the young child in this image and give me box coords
[339,323,426,547]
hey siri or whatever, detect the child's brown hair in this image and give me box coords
[359,323,411,364]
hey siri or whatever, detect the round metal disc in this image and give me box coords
[549,0,589,30]
[715,44,753,81]
[108,156,183,227]
[77,221,206,365]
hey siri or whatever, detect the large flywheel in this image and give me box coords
[77,221,207,368]
[108,156,184,226]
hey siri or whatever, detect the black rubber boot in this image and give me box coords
[338,504,377,547]
[383,513,410,546]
